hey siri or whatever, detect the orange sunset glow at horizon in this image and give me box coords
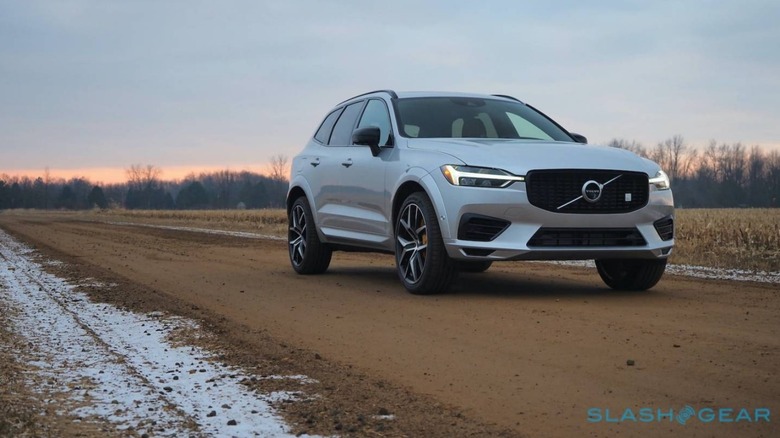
[0,163,280,185]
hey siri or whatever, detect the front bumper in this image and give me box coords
[426,171,675,261]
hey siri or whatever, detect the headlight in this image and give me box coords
[649,170,670,190]
[441,165,524,188]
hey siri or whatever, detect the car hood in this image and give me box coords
[407,138,659,176]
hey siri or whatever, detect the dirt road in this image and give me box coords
[1,213,777,437]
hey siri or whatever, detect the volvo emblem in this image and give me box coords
[581,180,603,203]
[556,174,623,210]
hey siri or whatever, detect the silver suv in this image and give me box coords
[287,90,674,294]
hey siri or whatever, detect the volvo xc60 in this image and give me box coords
[287,90,674,294]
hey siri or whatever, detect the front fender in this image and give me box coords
[390,167,453,241]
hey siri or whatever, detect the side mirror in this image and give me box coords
[571,133,588,144]
[352,126,382,156]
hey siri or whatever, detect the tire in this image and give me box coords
[595,259,667,291]
[395,192,456,294]
[457,261,493,273]
[288,197,332,274]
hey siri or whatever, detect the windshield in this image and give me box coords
[394,97,573,141]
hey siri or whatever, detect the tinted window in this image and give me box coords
[314,108,343,144]
[507,113,554,140]
[328,102,365,146]
[356,99,392,146]
[395,97,572,141]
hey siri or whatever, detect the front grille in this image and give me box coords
[527,228,647,247]
[526,170,649,213]
[458,214,510,242]
[654,216,674,241]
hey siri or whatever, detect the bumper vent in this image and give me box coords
[458,214,510,242]
[653,216,674,241]
[462,248,495,257]
[528,228,647,247]
[526,169,649,213]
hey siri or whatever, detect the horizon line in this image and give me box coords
[0,163,279,185]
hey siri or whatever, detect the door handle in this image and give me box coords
[310,158,320,167]
[341,159,353,168]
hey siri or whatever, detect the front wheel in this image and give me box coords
[288,197,332,274]
[595,259,667,291]
[395,192,456,294]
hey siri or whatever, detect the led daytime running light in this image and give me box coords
[441,165,524,188]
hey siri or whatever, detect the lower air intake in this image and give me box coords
[653,216,674,241]
[458,214,510,242]
[528,228,647,247]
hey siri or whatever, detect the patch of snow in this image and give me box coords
[76,277,118,288]
[665,264,780,283]
[0,229,318,437]
[534,260,779,284]
[258,375,318,385]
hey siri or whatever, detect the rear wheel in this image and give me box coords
[395,192,456,294]
[595,259,667,291]
[288,197,332,274]
[457,261,493,273]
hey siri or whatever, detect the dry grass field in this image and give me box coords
[675,209,780,272]
[3,208,779,272]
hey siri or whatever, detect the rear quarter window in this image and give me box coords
[313,108,344,144]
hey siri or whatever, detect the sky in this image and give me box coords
[1,0,779,183]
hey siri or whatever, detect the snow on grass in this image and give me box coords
[0,229,317,437]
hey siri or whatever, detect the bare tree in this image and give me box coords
[126,164,162,209]
[269,154,289,182]
[767,150,780,207]
[746,146,767,205]
[126,164,162,191]
[214,169,235,208]
[607,138,647,157]
[43,167,51,209]
[651,135,688,182]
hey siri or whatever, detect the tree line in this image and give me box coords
[0,156,290,211]
[608,136,780,208]
[1,143,779,210]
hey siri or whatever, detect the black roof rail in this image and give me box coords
[491,94,523,103]
[338,89,398,105]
